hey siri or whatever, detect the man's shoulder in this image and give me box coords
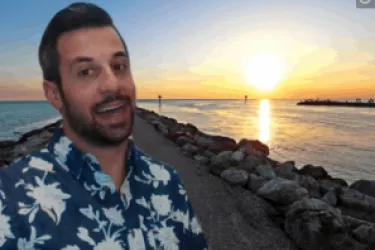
[1,148,55,181]
[133,147,182,185]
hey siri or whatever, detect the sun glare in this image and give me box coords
[246,54,284,91]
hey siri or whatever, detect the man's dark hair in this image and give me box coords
[38,2,128,87]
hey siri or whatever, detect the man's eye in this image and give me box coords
[78,68,94,76]
[113,64,126,71]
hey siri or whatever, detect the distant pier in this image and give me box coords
[297,99,375,108]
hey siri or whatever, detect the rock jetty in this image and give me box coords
[135,107,375,250]
[1,107,375,249]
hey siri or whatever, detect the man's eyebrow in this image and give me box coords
[71,56,93,66]
[113,51,129,60]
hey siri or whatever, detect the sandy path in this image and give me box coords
[132,115,296,250]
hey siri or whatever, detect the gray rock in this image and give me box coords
[295,175,321,199]
[350,180,375,199]
[195,135,214,149]
[210,151,232,167]
[298,164,328,180]
[322,189,338,206]
[176,136,195,147]
[193,154,210,165]
[180,143,199,157]
[257,178,308,206]
[328,234,367,250]
[220,168,249,186]
[344,215,372,231]
[156,123,169,136]
[274,162,297,180]
[209,151,233,176]
[285,198,344,250]
[353,224,375,245]
[237,154,262,173]
[246,174,267,193]
[255,164,276,179]
[339,188,375,212]
[230,151,245,166]
[203,150,216,159]
[320,179,344,194]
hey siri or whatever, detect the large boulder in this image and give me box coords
[246,174,267,193]
[350,180,375,199]
[176,136,195,147]
[257,178,309,206]
[237,154,263,173]
[284,198,345,250]
[320,179,345,194]
[237,138,269,156]
[338,188,375,213]
[352,224,375,246]
[209,151,232,176]
[181,123,199,137]
[298,164,328,180]
[255,164,276,179]
[274,161,297,180]
[180,143,199,157]
[295,175,321,199]
[207,136,237,153]
[230,150,245,166]
[220,168,249,187]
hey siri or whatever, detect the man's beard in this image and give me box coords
[60,91,134,148]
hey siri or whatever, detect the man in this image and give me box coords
[0,2,208,249]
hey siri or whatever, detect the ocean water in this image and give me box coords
[0,100,374,183]
[138,99,375,184]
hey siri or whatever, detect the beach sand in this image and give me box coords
[132,115,296,250]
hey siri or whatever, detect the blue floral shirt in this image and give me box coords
[0,128,208,250]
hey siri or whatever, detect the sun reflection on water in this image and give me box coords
[258,99,271,143]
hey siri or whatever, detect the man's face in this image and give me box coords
[55,26,136,147]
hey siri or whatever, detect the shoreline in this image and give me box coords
[1,107,375,249]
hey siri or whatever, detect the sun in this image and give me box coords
[246,53,284,91]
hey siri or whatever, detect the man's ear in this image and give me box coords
[43,80,63,110]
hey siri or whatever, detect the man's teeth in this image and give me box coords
[98,104,125,113]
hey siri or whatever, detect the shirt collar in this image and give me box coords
[47,127,135,180]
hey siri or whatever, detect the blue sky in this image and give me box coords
[0,0,375,99]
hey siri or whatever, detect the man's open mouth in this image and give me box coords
[96,103,126,114]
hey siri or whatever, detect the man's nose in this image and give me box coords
[98,66,119,93]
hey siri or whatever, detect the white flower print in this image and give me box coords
[28,157,54,173]
[17,226,51,250]
[0,200,14,247]
[149,163,171,185]
[128,229,146,250]
[61,245,80,250]
[190,216,203,235]
[18,176,71,224]
[102,205,125,226]
[135,156,171,188]
[120,167,133,209]
[54,136,71,165]
[171,209,189,231]
[78,206,127,249]
[147,231,156,249]
[94,238,124,250]
[151,194,172,216]
[154,226,179,250]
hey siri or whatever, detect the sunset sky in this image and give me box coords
[0,0,375,100]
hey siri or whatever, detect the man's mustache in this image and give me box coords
[94,94,133,112]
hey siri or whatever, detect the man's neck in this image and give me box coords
[62,123,129,190]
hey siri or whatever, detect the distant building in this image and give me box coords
[356,98,361,103]
[369,98,374,103]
